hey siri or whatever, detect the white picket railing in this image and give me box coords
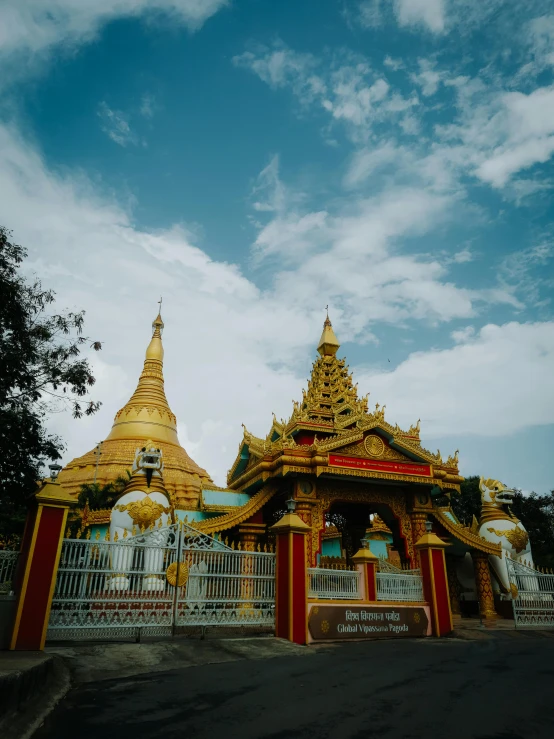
[0,550,19,594]
[308,567,361,600]
[376,571,425,602]
[506,557,554,628]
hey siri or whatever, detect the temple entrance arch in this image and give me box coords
[313,482,416,568]
[324,500,408,566]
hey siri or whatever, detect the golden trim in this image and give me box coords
[431,509,501,555]
[40,507,69,650]
[195,483,278,535]
[10,505,43,649]
[427,548,439,636]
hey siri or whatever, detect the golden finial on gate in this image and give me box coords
[76,528,82,539]
[65,526,70,539]
[123,529,128,539]
[95,530,100,541]
[132,525,137,536]
[105,530,110,541]
[86,528,91,540]
[113,531,119,542]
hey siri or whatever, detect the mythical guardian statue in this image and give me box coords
[478,477,533,597]
[108,441,173,591]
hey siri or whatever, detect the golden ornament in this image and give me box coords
[115,496,170,529]
[166,561,189,588]
[364,434,385,458]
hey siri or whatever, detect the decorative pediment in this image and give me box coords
[338,434,411,463]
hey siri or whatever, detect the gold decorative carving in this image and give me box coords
[313,483,415,567]
[486,526,529,553]
[166,561,189,588]
[194,483,278,535]
[431,510,501,556]
[471,551,497,618]
[364,434,385,458]
[114,496,171,529]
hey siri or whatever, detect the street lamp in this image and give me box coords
[48,463,62,481]
[285,498,297,513]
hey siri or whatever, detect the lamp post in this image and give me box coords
[48,463,62,481]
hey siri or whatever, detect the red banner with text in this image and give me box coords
[328,454,431,477]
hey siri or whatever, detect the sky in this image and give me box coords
[1,0,553,494]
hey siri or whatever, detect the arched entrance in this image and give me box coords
[324,500,408,566]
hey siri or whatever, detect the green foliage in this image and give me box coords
[451,475,554,569]
[451,475,482,525]
[511,491,554,570]
[77,472,131,511]
[0,226,102,545]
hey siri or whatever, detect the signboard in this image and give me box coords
[328,454,431,478]
[308,604,429,641]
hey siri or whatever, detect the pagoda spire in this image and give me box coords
[105,307,179,445]
[317,309,340,357]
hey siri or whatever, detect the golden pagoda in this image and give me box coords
[58,309,213,509]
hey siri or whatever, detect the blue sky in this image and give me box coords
[1,0,553,493]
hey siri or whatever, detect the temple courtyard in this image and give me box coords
[35,629,554,739]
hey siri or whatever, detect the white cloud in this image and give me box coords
[140,94,156,119]
[97,102,139,147]
[0,123,550,487]
[410,58,442,96]
[234,42,417,143]
[394,0,445,33]
[451,325,475,343]
[0,1,228,58]
[362,321,554,437]
[452,248,474,264]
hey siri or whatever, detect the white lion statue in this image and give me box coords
[478,477,533,597]
[108,441,173,591]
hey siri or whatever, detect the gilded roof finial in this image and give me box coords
[317,307,340,356]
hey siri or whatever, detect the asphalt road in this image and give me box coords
[36,636,554,739]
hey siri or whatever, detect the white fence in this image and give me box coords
[376,571,425,602]
[47,523,275,641]
[506,557,554,628]
[176,548,275,626]
[0,551,19,594]
[308,568,361,600]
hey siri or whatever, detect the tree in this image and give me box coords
[0,227,102,545]
[77,473,131,511]
[451,475,554,569]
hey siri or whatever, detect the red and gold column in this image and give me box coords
[471,550,498,620]
[269,502,311,645]
[445,556,462,616]
[352,545,379,602]
[415,524,453,637]
[410,512,428,567]
[11,477,76,651]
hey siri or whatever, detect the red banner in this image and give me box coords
[328,454,431,477]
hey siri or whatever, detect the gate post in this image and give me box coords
[352,543,379,602]
[415,521,453,637]
[10,474,76,651]
[269,500,310,645]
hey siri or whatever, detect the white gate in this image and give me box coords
[47,522,275,641]
[506,557,554,628]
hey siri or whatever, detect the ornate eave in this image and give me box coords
[431,508,502,556]
[194,482,279,535]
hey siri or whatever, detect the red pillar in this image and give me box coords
[11,477,76,651]
[352,545,379,602]
[415,524,453,637]
[269,503,310,645]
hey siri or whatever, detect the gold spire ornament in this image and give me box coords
[317,309,340,357]
[57,307,213,509]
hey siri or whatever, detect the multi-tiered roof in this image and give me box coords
[227,314,462,493]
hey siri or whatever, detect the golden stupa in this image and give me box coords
[57,309,213,509]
